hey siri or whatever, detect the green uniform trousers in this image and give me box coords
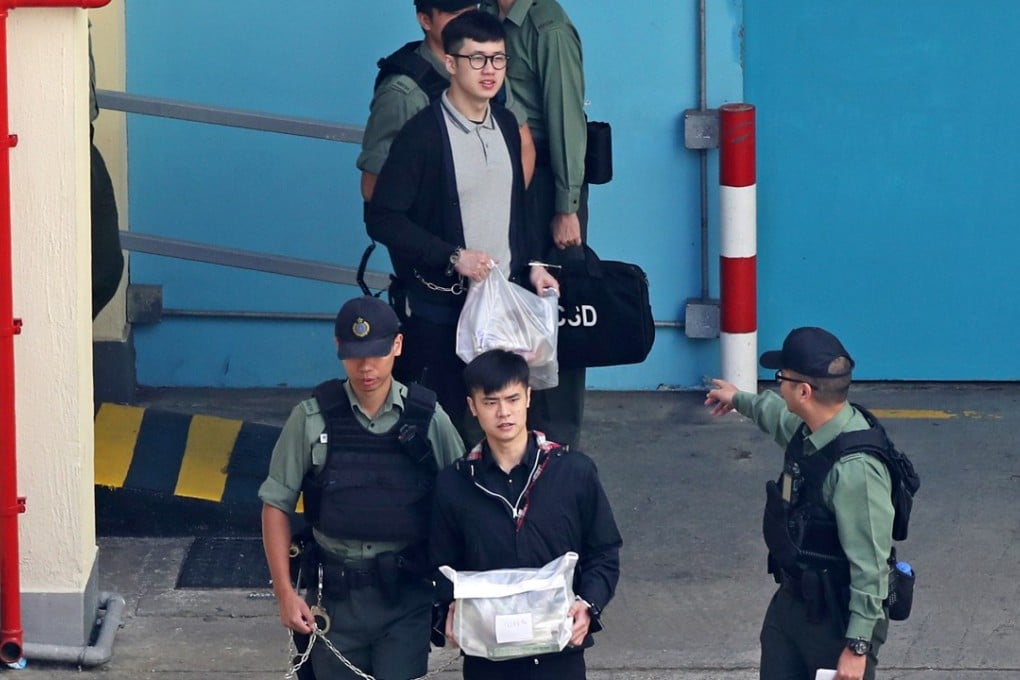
[759,587,888,680]
[307,579,433,680]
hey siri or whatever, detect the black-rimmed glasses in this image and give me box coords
[775,370,817,390]
[450,53,509,70]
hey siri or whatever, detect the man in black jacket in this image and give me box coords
[429,349,622,679]
[367,11,557,445]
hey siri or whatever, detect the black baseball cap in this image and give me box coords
[759,327,855,378]
[334,296,400,360]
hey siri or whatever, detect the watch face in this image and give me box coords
[847,638,870,655]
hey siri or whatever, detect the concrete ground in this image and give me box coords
[11,382,1020,678]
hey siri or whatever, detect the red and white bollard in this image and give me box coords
[719,103,757,393]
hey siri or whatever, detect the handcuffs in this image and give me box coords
[309,564,331,634]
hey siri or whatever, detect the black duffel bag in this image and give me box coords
[546,245,654,369]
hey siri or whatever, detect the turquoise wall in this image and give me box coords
[745,1,1020,380]
[126,1,742,388]
[127,1,1020,387]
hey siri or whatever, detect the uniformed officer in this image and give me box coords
[481,0,589,449]
[358,0,535,203]
[705,327,894,680]
[260,295,465,679]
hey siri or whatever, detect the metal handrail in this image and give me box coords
[95,89,364,143]
[118,232,390,291]
[97,90,388,301]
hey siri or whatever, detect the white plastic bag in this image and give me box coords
[455,269,559,390]
[439,552,578,661]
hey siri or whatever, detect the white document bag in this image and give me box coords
[439,552,578,661]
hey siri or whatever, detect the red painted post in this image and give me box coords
[718,103,757,393]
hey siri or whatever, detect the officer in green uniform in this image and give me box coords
[358,0,534,202]
[705,327,894,680]
[260,295,464,679]
[481,0,589,449]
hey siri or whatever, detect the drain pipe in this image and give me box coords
[20,592,125,667]
[0,0,110,665]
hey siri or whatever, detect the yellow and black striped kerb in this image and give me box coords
[94,403,281,504]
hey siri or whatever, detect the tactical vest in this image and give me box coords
[763,425,852,583]
[301,379,438,543]
[374,41,447,102]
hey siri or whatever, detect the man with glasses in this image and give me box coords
[704,327,894,680]
[358,0,535,203]
[367,10,558,446]
[481,0,589,450]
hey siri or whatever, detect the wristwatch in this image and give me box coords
[846,638,871,656]
[445,247,463,277]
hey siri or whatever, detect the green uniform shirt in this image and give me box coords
[258,378,465,561]
[357,41,527,175]
[483,0,587,214]
[733,390,895,640]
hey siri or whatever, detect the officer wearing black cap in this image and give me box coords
[705,327,895,680]
[260,295,464,679]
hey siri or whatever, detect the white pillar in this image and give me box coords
[9,8,99,647]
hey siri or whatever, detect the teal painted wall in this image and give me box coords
[745,1,1020,380]
[126,1,741,388]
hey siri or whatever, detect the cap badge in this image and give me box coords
[352,317,371,338]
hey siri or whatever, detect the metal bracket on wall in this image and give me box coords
[684,299,720,339]
[683,108,719,150]
[126,284,163,325]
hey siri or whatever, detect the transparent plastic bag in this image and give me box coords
[439,552,577,661]
[455,269,559,390]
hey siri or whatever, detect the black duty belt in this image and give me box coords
[316,555,380,594]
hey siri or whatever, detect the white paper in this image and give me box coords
[815,670,836,680]
[494,612,534,643]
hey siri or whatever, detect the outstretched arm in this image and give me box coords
[705,378,739,416]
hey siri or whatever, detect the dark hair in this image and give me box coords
[413,0,440,13]
[463,349,529,396]
[812,356,852,405]
[442,10,505,55]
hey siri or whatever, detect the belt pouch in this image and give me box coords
[886,562,915,621]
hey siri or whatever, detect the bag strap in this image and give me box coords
[356,241,382,297]
[545,243,603,278]
[403,382,437,431]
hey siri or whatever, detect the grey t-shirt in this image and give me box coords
[440,92,513,283]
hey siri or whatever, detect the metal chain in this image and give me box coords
[283,571,460,680]
[413,269,465,295]
[285,625,460,680]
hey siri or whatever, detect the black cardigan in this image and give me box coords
[366,98,535,323]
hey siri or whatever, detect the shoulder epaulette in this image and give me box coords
[299,397,320,417]
[529,0,569,33]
